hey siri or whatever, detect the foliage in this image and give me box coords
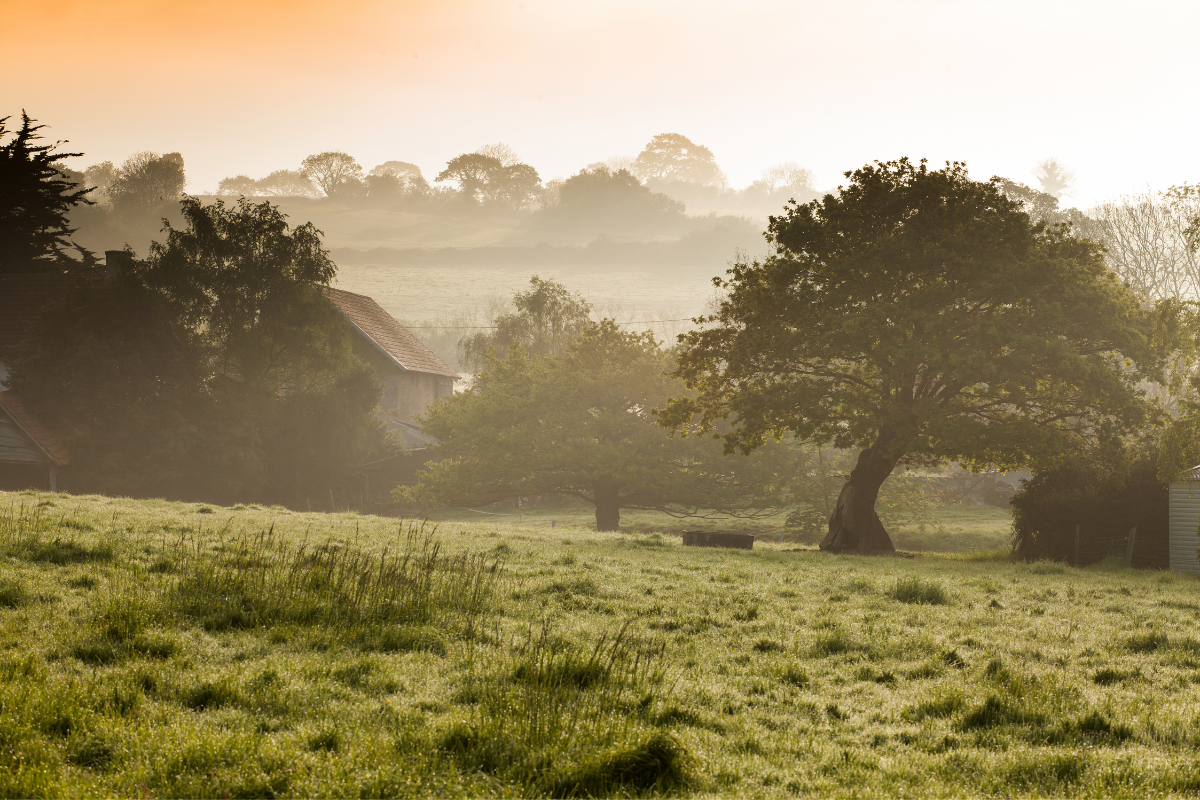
[1011,436,1167,565]
[632,133,726,187]
[300,151,363,197]
[1033,157,1075,199]
[404,321,793,530]
[458,275,593,372]
[108,151,187,213]
[82,161,116,202]
[544,166,684,229]
[217,169,319,198]
[436,152,542,208]
[8,197,391,503]
[0,112,93,272]
[662,157,1173,553]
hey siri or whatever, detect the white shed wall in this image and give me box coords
[1169,482,1200,574]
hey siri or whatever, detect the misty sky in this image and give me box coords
[6,0,1198,207]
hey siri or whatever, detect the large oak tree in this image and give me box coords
[659,158,1173,554]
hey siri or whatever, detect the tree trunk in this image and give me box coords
[594,484,621,532]
[820,445,898,555]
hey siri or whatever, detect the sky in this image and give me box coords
[5,0,1199,207]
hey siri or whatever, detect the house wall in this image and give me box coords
[1170,482,1200,574]
[376,365,452,423]
[0,408,46,464]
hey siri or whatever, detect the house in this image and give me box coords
[0,272,77,490]
[0,265,454,496]
[320,286,459,461]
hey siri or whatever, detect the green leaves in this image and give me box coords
[405,321,792,530]
[666,157,1173,472]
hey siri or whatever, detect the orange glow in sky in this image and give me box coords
[5,0,1199,204]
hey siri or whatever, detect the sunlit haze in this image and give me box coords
[7,0,1198,206]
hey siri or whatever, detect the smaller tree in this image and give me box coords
[83,161,116,201]
[369,161,429,193]
[300,151,363,197]
[217,175,260,197]
[633,133,726,187]
[404,321,790,530]
[1033,157,1075,199]
[437,153,502,202]
[546,166,684,228]
[0,112,93,273]
[458,276,592,372]
[109,151,186,213]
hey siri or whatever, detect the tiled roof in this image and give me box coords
[0,390,70,466]
[322,286,459,379]
[0,273,77,354]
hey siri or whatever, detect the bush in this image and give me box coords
[1010,445,1167,567]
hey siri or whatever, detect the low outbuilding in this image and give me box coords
[1170,465,1200,574]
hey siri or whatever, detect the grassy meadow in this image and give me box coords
[2,490,1199,798]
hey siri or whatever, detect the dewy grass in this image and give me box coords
[170,521,497,637]
[9,489,1200,797]
[889,575,951,605]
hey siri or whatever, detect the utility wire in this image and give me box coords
[406,318,696,330]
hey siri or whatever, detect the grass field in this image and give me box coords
[422,501,1015,555]
[3,490,1199,798]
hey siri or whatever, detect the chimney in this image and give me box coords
[104,250,132,279]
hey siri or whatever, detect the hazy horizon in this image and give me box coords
[6,0,1199,208]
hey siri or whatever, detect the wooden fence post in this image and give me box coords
[1125,526,1138,567]
[1074,524,1080,566]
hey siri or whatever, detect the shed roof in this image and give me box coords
[0,273,77,355]
[0,390,70,466]
[1178,464,1200,483]
[321,287,459,379]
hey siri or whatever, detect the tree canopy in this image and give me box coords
[300,151,363,197]
[108,151,187,213]
[403,320,791,530]
[9,197,391,503]
[660,158,1173,554]
[546,166,684,228]
[0,112,92,273]
[458,276,593,372]
[632,133,725,187]
[436,153,543,208]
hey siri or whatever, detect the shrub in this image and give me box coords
[1011,444,1167,567]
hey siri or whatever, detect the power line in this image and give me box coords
[405,318,696,330]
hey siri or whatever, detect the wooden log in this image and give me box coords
[682,531,755,550]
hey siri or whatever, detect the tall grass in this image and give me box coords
[442,620,692,796]
[169,522,498,638]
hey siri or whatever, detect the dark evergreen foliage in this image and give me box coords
[0,112,93,273]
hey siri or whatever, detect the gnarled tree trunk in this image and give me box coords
[820,444,898,555]
[594,484,621,531]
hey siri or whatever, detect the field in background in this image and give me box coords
[3,490,1197,797]
[422,502,1015,555]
